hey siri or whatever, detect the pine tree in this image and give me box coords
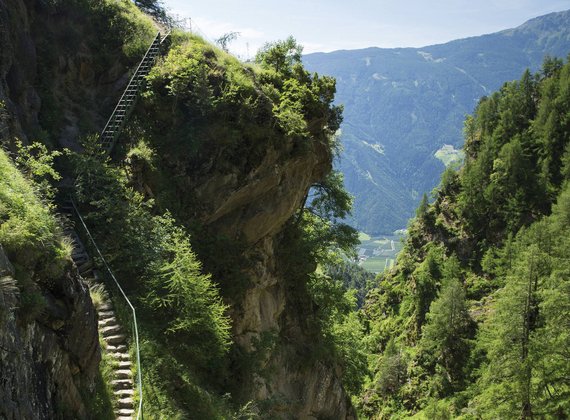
[420,261,472,396]
[474,234,551,418]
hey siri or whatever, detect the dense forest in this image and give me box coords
[304,9,570,235]
[355,56,570,418]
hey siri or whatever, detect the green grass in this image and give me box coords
[0,148,71,320]
[0,150,68,265]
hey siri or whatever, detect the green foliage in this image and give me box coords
[145,223,231,366]
[14,141,65,202]
[420,275,473,397]
[324,258,375,307]
[310,171,353,220]
[255,36,303,76]
[0,148,69,285]
[71,146,232,417]
[307,274,369,395]
[86,0,156,60]
[303,12,570,235]
[360,57,570,417]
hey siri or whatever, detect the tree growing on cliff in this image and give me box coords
[419,268,473,397]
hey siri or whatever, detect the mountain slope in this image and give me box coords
[304,9,570,234]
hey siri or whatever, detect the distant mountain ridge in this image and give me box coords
[304,9,570,234]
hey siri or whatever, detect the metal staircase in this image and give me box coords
[99,32,168,155]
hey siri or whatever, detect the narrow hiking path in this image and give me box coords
[66,226,136,419]
[58,31,171,419]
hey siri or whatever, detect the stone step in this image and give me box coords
[117,416,134,420]
[111,379,133,389]
[71,250,87,259]
[116,388,135,397]
[98,302,113,311]
[109,352,130,361]
[101,324,122,336]
[115,408,135,417]
[117,397,134,409]
[98,317,117,328]
[98,310,115,318]
[117,361,132,370]
[106,344,127,353]
[115,369,133,380]
[105,334,127,345]
[78,261,93,273]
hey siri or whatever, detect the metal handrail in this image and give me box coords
[69,199,144,419]
[99,31,163,155]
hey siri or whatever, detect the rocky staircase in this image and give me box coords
[63,215,137,419]
[98,301,136,419]
[55,30,171,419]
[99,31,168,155]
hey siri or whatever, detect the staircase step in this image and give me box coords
[118,360,132,369]
[112,379,134,389]
[98,310,115,318]
[78,261,93,273]
[117,398,134,409]
[116,388,135,397]
[110,352,131,361]
[116,408,135,417]
[102,324,122,336]
[115,369,133,379]
[98,302,114,311]
[71,250,87,259]
[98,317,117,327]
[105,334,127,345]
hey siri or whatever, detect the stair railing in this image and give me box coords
[99,32,165,155]
[69,199,144,420]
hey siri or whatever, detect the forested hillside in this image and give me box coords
[358,57,570,418]
[304,10,570,234]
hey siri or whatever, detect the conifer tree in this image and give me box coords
[420,258,472,396]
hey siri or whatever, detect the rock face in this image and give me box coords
[167,132,356,418]
[0,245,100,420]
[0,0,356,417]
[0,1,102,417]
[0,0,135,150]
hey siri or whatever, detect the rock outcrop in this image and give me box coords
[0,1,105,417]
[197,143,356,419]
[0,0,356,417]
[0,245,100,420]
[141,116,355,418]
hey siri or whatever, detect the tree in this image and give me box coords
[255,36,303,76]
[376,339,407,396]
[134,0,170,25]
[474,235,551,418]
[215,32,240,52]
[420,261,472,396]
[533,185,570,416]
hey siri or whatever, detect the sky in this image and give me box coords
[161,0,570,58]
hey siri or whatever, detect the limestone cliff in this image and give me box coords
[187,130,354,418]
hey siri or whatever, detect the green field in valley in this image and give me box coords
[357,232,405,274]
